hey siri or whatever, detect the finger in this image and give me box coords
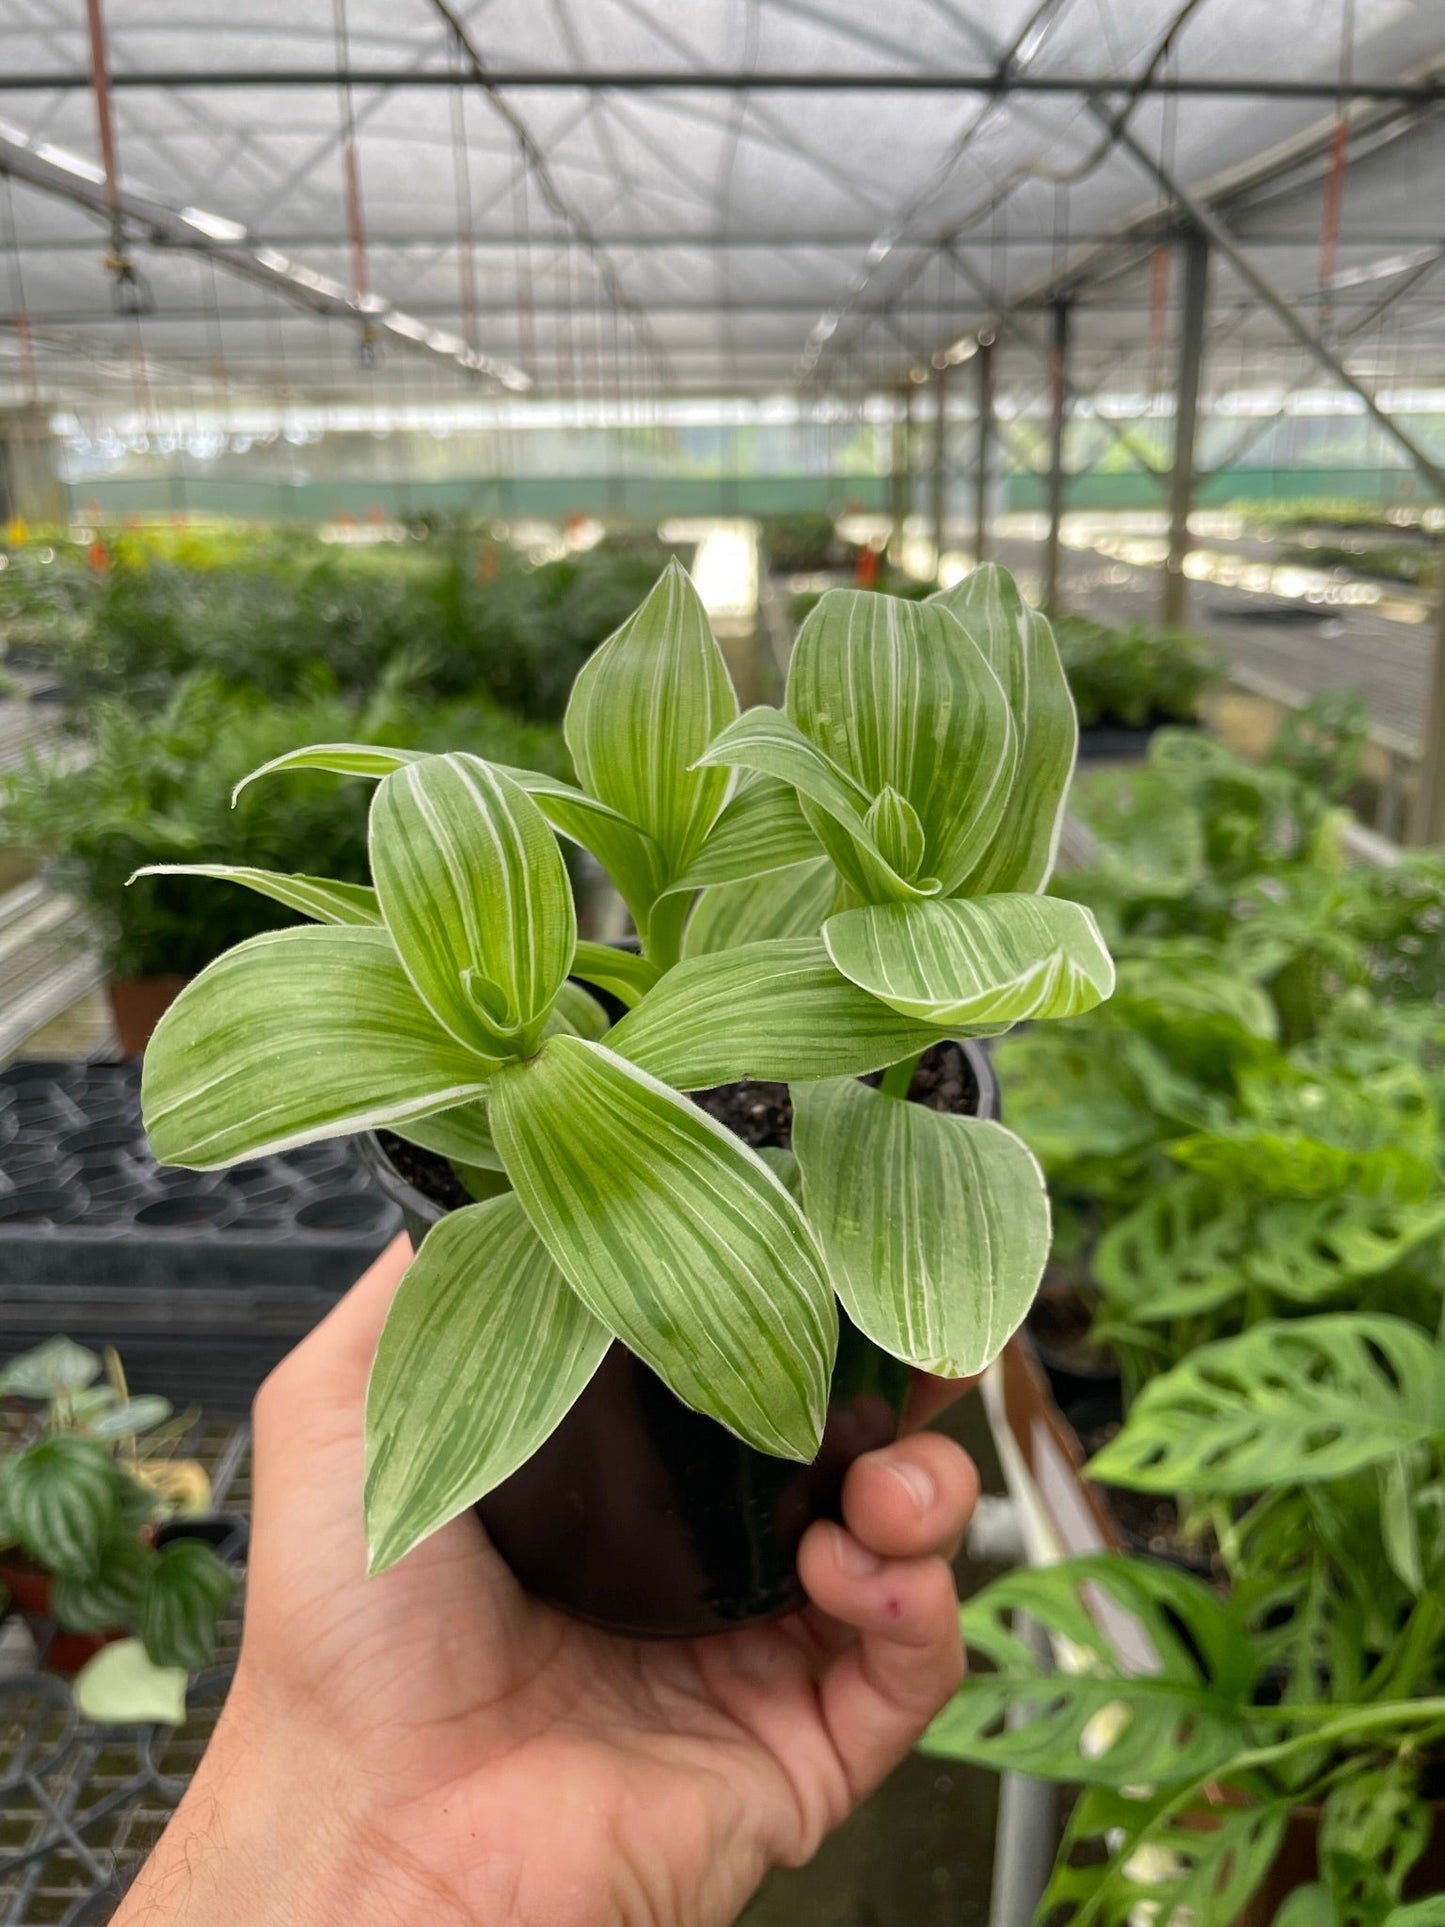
[841,1433,979,1563]
[262,1231,413,1416]
[901,1370,978,1434]
[796,1528,965,1802]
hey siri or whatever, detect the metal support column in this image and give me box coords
[890,385,912,564]
[974,336,994,567]
[1410,540,1445,846]
[930,365,949,577]
[1162,228,1209,630]
[1042,300,1070,616]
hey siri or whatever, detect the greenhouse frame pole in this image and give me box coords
[974,337,994,566]
[890,385,912,563]
[1162,228,1209,631]
[1412,571,1445,845]
[1042,300,1070,617]
[930,364,949,576]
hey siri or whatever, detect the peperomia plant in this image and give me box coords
[928,1312,1445,1926]
[139,560,1114,1574]
[0,1338,234,1669]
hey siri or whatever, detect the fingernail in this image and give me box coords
[833,1527,881,1577]
[884,1459,935,1514]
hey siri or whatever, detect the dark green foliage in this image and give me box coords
[1052,615,1224,728]
[0,671,571,978]
[758,512,844,574]
[2,528,680,723]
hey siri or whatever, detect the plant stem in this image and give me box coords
[1362,1591,1445,1705]
[642,893,689,973]
[880,1052,922,1100]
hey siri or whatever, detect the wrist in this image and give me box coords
[117,1673,438,1927]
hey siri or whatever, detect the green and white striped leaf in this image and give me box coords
[547,980,611,1042]
[931,564,1077,894]
[371,754,575,1056]
[393,1101,502,1171]
[143,926,498,1168]
[823,894,1114,1028]
[570,941,660,1007]
[129,865,381,927]
[669,776,821,891]
[232,740,420,802]
[787,590,1017,895]
[490,1036,837,1459]
[364,1194,611,1573]
[865,787,929,883]
[792,1076,1049,1376]
[496,767,667,935]
[607,937,954,1088]
[683,858,838,957]
[565,560,737,877]
[1089,1315,1445,1495]
[697,706,923,904]
[6,1436,119,1579]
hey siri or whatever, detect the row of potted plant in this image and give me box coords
[924,713,1445,1918]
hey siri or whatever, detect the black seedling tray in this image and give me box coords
[0,1061,400,1410]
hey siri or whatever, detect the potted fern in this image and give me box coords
[138,560,1113,1634]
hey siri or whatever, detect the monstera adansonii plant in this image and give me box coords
[138,560,1113,1574]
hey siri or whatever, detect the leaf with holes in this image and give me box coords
[792,1075,1049,1376]
[1091,1174,1254,1324]
[925,1553,1257,1786]
[365,1194,610,1573]
[1088,1315,1445,1495]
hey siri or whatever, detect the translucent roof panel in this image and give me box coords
[0,0,1442,414]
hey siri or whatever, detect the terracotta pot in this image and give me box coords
[359,1039,1001,1639]
[109,975,191,1057]
[0,1554,125,1676]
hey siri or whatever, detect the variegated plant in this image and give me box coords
[139,559,1114,1573]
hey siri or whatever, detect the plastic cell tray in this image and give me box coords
[0,1061,400,1410]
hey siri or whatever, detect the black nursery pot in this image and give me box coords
[360,1038,998,1639]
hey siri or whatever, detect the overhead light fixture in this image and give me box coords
[255,247,293,275]
[35,142,106,185]
[933,335,978,369]
[180,205,248,244]
[384,312,431,343]
[352,290,390,315]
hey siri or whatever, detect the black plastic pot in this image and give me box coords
[359,1039,998,1639]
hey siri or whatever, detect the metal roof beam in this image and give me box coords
[1,69,1441,100]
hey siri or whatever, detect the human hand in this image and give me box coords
[118,1236,978,1927]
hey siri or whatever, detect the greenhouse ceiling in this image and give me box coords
[0,0,1443,418]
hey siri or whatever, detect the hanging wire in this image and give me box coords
[449,31,480,354]
[332,0,374,365]
[512,157,537,383]
[1318,0,1357,339]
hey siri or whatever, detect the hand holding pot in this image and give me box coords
[116,1236,979,1927]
